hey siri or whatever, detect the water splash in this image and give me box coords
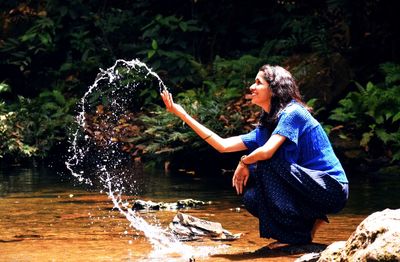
[65,59,166,185]
[65,59,227,261]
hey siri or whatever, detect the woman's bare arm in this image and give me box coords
[241,134,286,164]
[161,90,247,153]
[232,134,286,194]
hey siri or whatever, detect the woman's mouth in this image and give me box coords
[245,92,256,100]
[245,94,253,100]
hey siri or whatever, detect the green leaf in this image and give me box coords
[42,102,59,111]
[147,50,156,59]
[374,114,384,125]
[393,112,400,123]
[151,39,158,50]
[179,22,188,32]
[0,82,11,93]
[52,90,66,105]
[360,130,374,148]
[306,98,318,108]
[365,82,375,92]
[392,151,400,162]
[60,62,73,72]
[39,34,51,45]
[82,49,90,61]
[380,62,400,84]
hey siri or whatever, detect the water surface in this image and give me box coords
[0,166,399,261]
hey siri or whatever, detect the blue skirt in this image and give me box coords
[243,157,348,244]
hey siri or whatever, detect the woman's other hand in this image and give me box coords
[232,163,250,195]
[160,90,187,118]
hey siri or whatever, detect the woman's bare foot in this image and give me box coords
[266,241,288,249]
[311,219,326,240]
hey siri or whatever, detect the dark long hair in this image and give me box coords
[258,64,311,129]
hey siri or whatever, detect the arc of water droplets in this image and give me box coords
[65,59,227,260]
[65,59,167,184]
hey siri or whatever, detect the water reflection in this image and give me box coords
[0,167,53,195]
[343,174,400,214]
[1,167,399,214]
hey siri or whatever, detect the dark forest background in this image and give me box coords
[1,0,399,174]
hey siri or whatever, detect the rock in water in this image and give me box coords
[343,208,400,261]
[132,200,163,210]
[169,213,241,241]
[314,208,400,262]
[132,199,205,211]
[176,199,205,208]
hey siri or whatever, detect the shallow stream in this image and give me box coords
[1,166,399,261]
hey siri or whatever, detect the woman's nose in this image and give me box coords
[249,83,256,91]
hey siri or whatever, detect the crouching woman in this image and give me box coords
[161,64,349,245]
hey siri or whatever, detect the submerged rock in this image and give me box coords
[132,199,206,211]
[169,212,241,241]
[296,208,400,262]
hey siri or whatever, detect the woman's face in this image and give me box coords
[248,71,272,110]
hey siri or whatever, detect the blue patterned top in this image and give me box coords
[240,101,348,183]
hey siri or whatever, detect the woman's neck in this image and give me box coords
[261,102,271,113]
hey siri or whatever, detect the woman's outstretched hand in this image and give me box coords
[160,90,187,118]
[232,163,250,195]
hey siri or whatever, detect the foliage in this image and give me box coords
[0,0,398,165]
[279,16,330,55]
[0,83,77,160]
[140,14,204,85]
[0,82,10,93]
[0,82,36,158]
[210,55,265,91]
[137,13,207,106]
[329,63,400,162]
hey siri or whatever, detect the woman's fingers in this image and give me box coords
[232,163,250,194]
[233,175,244,194]
[243,173,249,187]
[236,182,241,195]
[233,167,247,194]
[161,90,173,110]
[238,181,243,194]
[160,90,167,104]
[233,178,238,194]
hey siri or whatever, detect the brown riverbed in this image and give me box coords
[0,167,398,261]
[0,189,364,262]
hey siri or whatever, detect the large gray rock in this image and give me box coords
[297,208,400,262]
[169,212,241,241]
[317,241,346,262]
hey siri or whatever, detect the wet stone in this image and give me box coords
[132,198,206,211]
[169,212,241,241]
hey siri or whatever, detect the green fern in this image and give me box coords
[329,62,400,163]
[380,63,400,84]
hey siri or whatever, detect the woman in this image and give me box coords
[161,64,348,245]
